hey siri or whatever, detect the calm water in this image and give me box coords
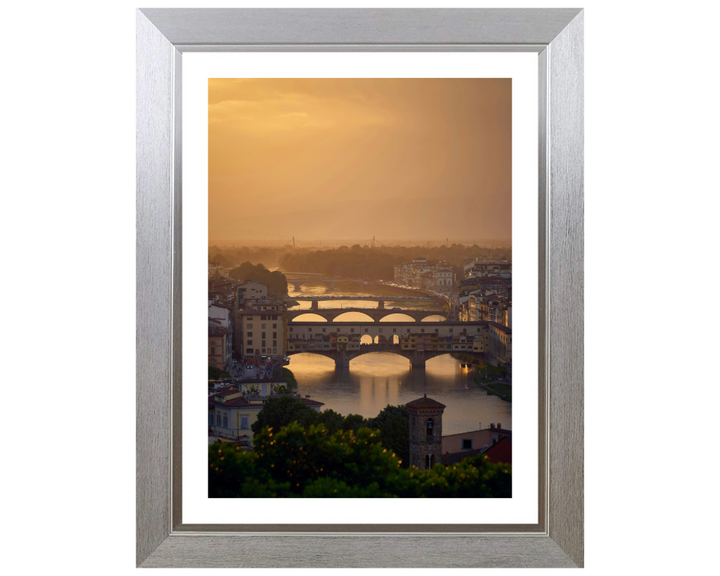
[286,284,511,435]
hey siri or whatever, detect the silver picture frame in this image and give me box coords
[137,8,583,568]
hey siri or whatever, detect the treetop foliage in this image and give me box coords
[209,422,511,498]
[228,262,288,296]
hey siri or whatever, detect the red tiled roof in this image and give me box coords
[209,325,233,336]
[406,394,446,410]
[300,398,325,407]
[484,436,512,464]
[211,396,261,408]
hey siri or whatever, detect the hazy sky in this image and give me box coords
[209,78,511,243]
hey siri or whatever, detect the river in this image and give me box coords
[286,284,511,435]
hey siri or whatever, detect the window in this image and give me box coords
[211,347,215,355]
[289,327,293,332]
[247,323,253,328]
[273,324,277,328]
[273,340,277,347]
[462,439,473,450]
[223,415,227,428]
[241,416,249,430]
[247,348,253,354]
[261,315,266,320]
[247,332,252,337]
[246,340,252,346]
[273,348,277,353]
[322,328,326,333]
[262,324,266,329]
[216,414,221,425]
[426,418,434,437]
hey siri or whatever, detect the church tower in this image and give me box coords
[406,394,446,469]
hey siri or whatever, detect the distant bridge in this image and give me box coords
[288,307,447,323]
[287,343,482,369]
[285,295,439,302]
[285,277,369,292]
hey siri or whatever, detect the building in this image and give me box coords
[463,256,492,275]
[208,301,233,329]
[406,394,446,469]
[236,280,268,303]
[487,322,512,364]
[208,324,233,371]
[235,300,287,359]
[440,424,512,466]
[441,423,512,454]
[466,260,512,280]
[209,384,324,445]
[393,258,454,296]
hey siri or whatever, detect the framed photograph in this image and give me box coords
[137,8,583,568]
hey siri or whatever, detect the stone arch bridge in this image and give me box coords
[286,277,367,292]
[286,320,489,369]
[288,307,447,323]
[287,344,483,370]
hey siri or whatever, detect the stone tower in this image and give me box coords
[406,394,446,469]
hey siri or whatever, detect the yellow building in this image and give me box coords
[236,300,287,359]
[209,386,324,445]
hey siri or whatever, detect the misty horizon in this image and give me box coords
[209,78,511,242]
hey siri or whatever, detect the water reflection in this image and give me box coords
[288,353,511,436]
[285,285,511,435]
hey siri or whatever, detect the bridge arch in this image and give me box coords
[421,314,447,322]
[290,312,328,322]
[285,351,336,364]
[332,310,376,323]
[379,312,417,322]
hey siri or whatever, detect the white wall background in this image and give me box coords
[1,1,718,574]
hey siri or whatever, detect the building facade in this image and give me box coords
[406,395,446,470]
[209,385,324,445]
[236,301,287,359]
[208,324,233,371]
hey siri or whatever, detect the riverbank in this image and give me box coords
[451,352,482,367]
[476,380,512,403]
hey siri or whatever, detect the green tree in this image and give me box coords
[368,405,410,468]
[208,366,230,380]
[280,368,298,390]
[228,262,288,295]
[209,423,511,498]
[250,395,318,435]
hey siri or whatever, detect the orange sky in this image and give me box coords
[209,78,511,243]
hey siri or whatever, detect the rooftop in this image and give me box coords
[208,325,233,336]
[406,394,447,410]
